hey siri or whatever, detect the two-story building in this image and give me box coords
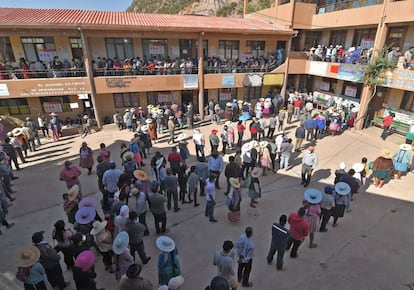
[0,7,294,125]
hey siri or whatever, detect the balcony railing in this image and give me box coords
[1,62,284,80]
[316,0,383,14]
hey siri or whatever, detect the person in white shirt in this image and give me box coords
[192,128,205,162]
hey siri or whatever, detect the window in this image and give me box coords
[21,37,56,62]
[69,37,83,60]
[304,31,322,49]
[386,26,406,48]
[400,91,414,112]
[218,88,237,107]
[113,92,139,108]
[0,98,30,115]
[39,96,71,113]
[246,41,265,58]
[329,30,347,46]
[341,82,362,99]
[243,87,262,101]
[147,92,156,106]
[142,39,168,59]
[105,38,134,60]
[0,37,15,62]
[352,28,377,47]
[218,40,239,60]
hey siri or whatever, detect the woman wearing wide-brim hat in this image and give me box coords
[79,142,94,175]
[14,246,50,289]
[73,250,103,290]
[112,231,134,281]
[332,182,351,227]
[227,177,242,223]
[303,188,322,248]
[248,167,262,208]
[392,144,412,180]
[90,220,114,273]
[156,236,182,286]
[372,149,394,188]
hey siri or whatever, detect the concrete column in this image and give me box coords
[281,37,292,100]
[79,28,102,128]
[198,33,205,120]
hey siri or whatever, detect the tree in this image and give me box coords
[356,49,396,128]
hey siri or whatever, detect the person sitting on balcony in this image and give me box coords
[336,45,345,63]
[388,46,402,64]
[18,57,31,79]
[314,45,322,61]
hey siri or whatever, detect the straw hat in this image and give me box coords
[351,107,359,113]
[380,149,392,159]
[49,112,57,116]
[238,100,244,104]
[113,231,130,255]
[400,144,412,151]
[229,177,240,189]
[156,236,176,253]
[304,188,323,204]
[12,128,23,136]
[133,169,148,181]
[226,102,232,107]
[259,141,268,148]
[79,197,98,209]
[75,207,96,225]
[339,162,346,170]
[68,185,80,201]
[250,140,259,148]
[14,246,40,267]
[169,116,174,120]
[90,220,108,235]
[241,142,253,152]
[75,250,95,272]
[251,167,262,178]
[352,163,364,173]
[123,151,135,162]
[145,119,153,124]
[176,134,187,141]
[335,182,351,196]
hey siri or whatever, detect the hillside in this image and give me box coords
[127,0,274,17]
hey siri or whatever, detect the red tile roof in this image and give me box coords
[0,7,292,35]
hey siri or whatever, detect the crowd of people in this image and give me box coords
[0,51,285,80]
[0,87,412,289]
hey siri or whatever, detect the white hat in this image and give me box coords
[176,134,187,141]
[225,121,232,126]
[168,276,185,290]
[226,102,232,107]
[241,142,253,152]
[400,144,412,151]
[259,141,268,148]
[156,236,176,252]
[169,116,174,120]
[352,163,364,173]
[339,162,346,170]
[141,125,148,131]
[145,119,153,124]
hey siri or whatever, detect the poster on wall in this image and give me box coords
[360,38,375,50]
[184,75,198,89]
[344,85,358,98]
[149,42,165,55]
[263,73,284,86]
[222,75,235,87]
[319,81,330,91]
[43,102,62,113]
[240,52,253,62]
[309,62,328,76]
[38,49,57,62]
[219,92,232,101]
[337,64,365,82]
[0,83,9,96]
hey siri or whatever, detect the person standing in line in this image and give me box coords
[286,207,309,258]
[196,161,209,196]
[59,160,81,191]
[91,220,114,273]
[267,215,290,271]
[213,240,238,290]
[278,109,286,132]
[38,113,49,138]
[156,236,182,287]
[227,121,235,150]
[187,165,200,207]
[210,129,220,152]
[267,114,276,139]
[193,128,206,162]
[319,186,335,232]
[186,102,194,130]
[165,168,180,212]
[294,125,305,152]
[286,102,294,124]
[167,116,175,145]
[148,180,168,234]
[208,150,224,189]
[2,137,20,170]
[304,115,316,141]
[236,227,254,287]
[205,174,218,222]
[302,188,322,248]
[113,231,134,282]
[300,146,318,187]
[119,263,154,290]
[79,142,94,175]
[221,125,229,155]
[280,138,293,170]
[224,156,242,196]
[124,211,151,265]
[237,120,245,148]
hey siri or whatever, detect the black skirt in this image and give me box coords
[333,205,346,218]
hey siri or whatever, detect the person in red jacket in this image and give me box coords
[286,207,309,258]
[381,112,395,140]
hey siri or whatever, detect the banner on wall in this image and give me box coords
[148,42,165,55]
[337,64,365,82]
[263,73,284,86]
[309,61,328,76]
[222,75,235,87]
[242,74,262,87]
[38,49,57,62]
[183,75,198,89]
[360,38,375,50]
[43,102,62,113]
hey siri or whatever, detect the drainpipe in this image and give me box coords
[79,27,102,128]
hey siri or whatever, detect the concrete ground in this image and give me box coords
[0,117,413,290]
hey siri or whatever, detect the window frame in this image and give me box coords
[113,92,139,108]
[0,98,30,115]
[218,40,240,60]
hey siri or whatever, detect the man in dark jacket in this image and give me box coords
[267,215,290,270]
[32,231,69,289]
[125,211,151,265]
[224,156,242,195]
